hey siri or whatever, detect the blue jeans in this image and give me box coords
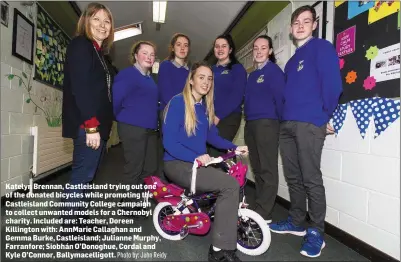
[62,129,105,220]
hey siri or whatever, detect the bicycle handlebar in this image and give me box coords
[190,150,246,194]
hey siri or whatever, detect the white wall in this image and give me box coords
[235,1,400,260]
[1,2,64,197]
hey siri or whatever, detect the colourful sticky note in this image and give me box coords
[35,57,41,67]
[36,40,43,51]
[368,0,400,24]
[48,29,53,36]
[37,29,42,38]
[49,37,53,46]
[335,1,346,7]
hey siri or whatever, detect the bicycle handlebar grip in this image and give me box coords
[196,159,203,167]
[222,150,237,160]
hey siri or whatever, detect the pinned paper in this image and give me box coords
[336,25,356,57]
[368,0,400,24]
[372,98,400,138]
[363,76,377,90]
[350,98,377,138]
[332,104,348,134]
[48,29,53,36]
[369,43,400,83]
[37,29,42,38]
[365,46,379,60]
[346,70,357,84]
[348,1,375,20]
[340,58,345,69]
[335,1,346,7]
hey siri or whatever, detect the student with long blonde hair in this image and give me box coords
[162,61,248,262]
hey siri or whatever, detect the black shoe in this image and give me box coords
[208,245,242,262]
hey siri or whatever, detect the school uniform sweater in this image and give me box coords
[112,65,158,129]
[158,60,189,111]
[244,61,285,121]
[212,63,247,119]
[163,94,237,163]
[282,37,343,127]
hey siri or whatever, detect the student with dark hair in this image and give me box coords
[269,5,342,258]
[157,33,191,179]
[113,40,159,213]
[244,35,284,224]
[209,34,247,158]
[158,33,191,117]
[162,60,248,262]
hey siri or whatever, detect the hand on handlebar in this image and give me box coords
[235,146,249,156]
[196,154,213,166]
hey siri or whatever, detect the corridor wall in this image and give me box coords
[234,1,400,259]
[1,2,74,197]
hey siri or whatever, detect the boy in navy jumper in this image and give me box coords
[269,5,342,258]
[162,61,248,262]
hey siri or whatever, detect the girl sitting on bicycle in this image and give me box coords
[162,61,248,262]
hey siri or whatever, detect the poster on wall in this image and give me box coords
[336,25,356,57]
[369,43,400,82]
[34,4,70,89]
[347,1,375,20]
[334,1,400,103]
[368,0,400,24]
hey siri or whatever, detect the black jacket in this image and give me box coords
[62,36,115,140]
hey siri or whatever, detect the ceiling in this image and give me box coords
[76,1,247,70]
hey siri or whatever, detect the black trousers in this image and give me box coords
[244,119,279,221]
[164,160,240,250]
[208,112,242,158]
[280,121,327,233]
[117,122,158,195]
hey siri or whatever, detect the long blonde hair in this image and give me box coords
[76,2,115,53]
[164,61,215,137]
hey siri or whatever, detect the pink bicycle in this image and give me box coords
[144,151,271,256]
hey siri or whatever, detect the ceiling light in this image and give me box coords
[153,1,167,23]
[114,23,142,42]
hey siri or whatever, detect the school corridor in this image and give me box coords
[1,145,369,262]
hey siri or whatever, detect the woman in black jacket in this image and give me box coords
[62,2,115,228]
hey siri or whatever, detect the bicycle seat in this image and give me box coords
[144,176,184,198]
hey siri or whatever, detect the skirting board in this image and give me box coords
[246,180,399,262]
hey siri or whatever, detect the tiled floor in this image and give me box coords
[1,145,369,261]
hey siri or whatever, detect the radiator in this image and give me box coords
[30,126,73,177]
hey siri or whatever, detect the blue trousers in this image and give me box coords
[62,129,105,219]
